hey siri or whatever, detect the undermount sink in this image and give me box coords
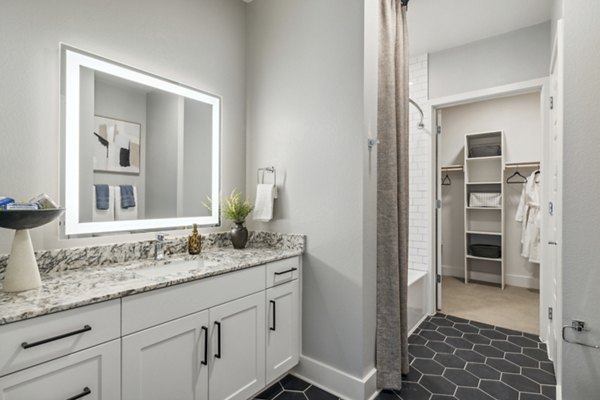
[134,259,215,278]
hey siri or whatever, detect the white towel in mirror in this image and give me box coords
[92,186,115,222]
[115,186,138,221]
[253,184,276,222]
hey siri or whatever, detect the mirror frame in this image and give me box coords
[61,45,221,236]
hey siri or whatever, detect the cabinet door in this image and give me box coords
[266,280,300,383]
[122,310,209,400]
[0,339,120,400]
[209,292,265,400]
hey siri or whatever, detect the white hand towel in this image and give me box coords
[253,184,275,222]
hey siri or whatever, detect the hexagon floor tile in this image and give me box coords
[374,313,557,400]
[258,314,557,400]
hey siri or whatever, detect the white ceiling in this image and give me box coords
[407,0,552,55]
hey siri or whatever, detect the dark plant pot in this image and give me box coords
[230,221,248,249]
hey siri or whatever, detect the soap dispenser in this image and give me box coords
[188,224,201,255]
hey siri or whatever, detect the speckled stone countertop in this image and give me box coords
[0,232,304,326]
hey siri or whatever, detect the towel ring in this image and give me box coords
[257,167,276,186]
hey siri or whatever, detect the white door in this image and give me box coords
[435,109,443,310]
[0,340,120,400]
[122,310,209,400]
[545,19,564,376]
[209,292,266,400]
[266,280,300,383]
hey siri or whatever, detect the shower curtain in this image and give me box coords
[376,0,409,390]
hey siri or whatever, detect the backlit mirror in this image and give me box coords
[61,45,220,236]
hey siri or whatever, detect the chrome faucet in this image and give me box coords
[155,233,166,260]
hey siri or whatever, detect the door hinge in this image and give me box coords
[436,126,442,135]
[436,199,442,209]
[550,96,554,110]
[548,307,553,320]
[437,274,441,284]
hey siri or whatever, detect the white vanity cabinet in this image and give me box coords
[0,255,301,400]
[122,310,210,400]
[266,279,300,384]
[208,292,266,400]
[0,339,120,400]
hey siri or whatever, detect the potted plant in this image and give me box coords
[222,189,253,249]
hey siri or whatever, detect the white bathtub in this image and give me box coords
[407,269,428,335]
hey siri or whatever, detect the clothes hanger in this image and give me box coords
[506,170,528,184]
[442,174,451,186]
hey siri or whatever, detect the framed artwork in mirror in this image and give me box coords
[93,115,141,174]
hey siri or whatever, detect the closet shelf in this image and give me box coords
[466,207,501,210]
[466,255,502,262]
[466,181,502,185]
[466,230,502,236]
[466,156,502,161]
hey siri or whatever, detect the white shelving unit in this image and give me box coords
[464,131,505,289]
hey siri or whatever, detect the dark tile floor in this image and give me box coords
[256,314,557,400]
[377,313,557,400]
[255,374,341,400]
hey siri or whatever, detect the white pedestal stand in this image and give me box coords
[3,229,42,292]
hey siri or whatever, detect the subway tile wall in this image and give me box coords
[408,54,431,273]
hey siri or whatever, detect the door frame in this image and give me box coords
[427,77,551,341]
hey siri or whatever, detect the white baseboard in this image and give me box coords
[293,355,378,400]
[442,265,539,289]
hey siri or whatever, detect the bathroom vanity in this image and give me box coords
[0,233,303,400]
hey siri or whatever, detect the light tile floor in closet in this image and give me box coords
[441,277,539,335]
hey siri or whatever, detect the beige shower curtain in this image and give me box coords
[376,0,409,390]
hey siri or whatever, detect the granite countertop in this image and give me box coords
[0,232,304,326]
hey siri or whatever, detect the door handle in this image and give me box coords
[548,241,558,245]
[214,321,221,359]
[201,326,208,366]
[274,267,298,276]
[270,300,276,331]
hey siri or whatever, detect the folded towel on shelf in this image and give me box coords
[120,185,136,209]
[253,184,276,222]
[95,184,110,210]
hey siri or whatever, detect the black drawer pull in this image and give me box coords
[214,321,221,359]
[201,326,208,366]
[65,387,91,400]
[21,325,92,349]
[274,267,298,276]
[270,300,277,331]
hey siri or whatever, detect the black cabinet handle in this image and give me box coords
[274,267,297,276]
[21,325,92,349]
[270,300,277,331]
[65,387,91,400]
[214,321,221,359]
[201,326,208,366]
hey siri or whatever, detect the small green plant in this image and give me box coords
[222,189,253,223]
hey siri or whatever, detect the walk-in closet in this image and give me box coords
[436,91,543,334]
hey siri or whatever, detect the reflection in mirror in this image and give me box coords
[62,45,220,236]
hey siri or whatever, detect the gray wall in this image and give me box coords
[561,0,600,397]
[183,99,212,217]
[429,22,551,99]
[245,0,376,380]
[0,0,246,251]
[146,91,179,219]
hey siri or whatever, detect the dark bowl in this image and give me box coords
[0,208,65,230]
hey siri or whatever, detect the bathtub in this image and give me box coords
[407,269,428,335]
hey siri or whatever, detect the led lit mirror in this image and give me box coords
[61,45,220,236]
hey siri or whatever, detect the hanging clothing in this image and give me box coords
[515,171,541,263]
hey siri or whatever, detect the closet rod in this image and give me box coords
[505,162,540,169]
[441,165,463,173]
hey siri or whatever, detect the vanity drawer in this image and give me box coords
[0,299,120,377]
[122,264,266,335]
[266,257,300,288]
